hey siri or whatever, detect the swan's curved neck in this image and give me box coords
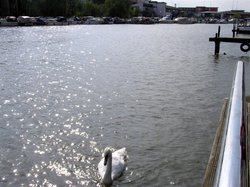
[103,153,112,185]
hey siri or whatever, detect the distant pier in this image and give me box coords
[209,26,250,55]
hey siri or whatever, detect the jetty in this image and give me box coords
[203,61,249,187]
[209,26,250,55]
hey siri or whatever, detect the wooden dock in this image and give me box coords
[209,37,250,44]
[209,26,250,55]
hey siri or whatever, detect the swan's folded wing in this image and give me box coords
[111,155,126,180]
[113,148,128,162]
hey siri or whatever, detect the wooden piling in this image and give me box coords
[213,26,221,55]
[232,25,236,38]
[218,26,221,37]
[214,33,220,55]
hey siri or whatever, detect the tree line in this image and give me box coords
[1,0,140,18]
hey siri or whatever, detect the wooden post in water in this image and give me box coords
[214,26,221,55]
[232,25,236,38]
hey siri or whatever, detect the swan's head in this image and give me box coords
[103,148,112,166]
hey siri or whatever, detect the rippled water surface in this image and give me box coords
[0,24,250,187]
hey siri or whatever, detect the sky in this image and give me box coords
[161,0,250,12]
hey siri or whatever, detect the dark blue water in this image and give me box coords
[0,24,249,187]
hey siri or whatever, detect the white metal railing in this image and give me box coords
[214,61,245,187]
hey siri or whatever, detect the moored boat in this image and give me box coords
[0,17,18,26]
[237,18,250,34]
[174,17,196,24]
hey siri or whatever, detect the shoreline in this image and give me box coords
[0,16,234,27]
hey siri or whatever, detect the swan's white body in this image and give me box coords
[98,147,127,185]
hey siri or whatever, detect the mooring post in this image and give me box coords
[232,25,236,38]
[218,26,221,37]
[213,26,221,55]
[214,33,220,55]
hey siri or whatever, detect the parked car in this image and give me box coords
[17,16,35,26]
[6,16,17,22]
[35,17,47,25]
[56,16,67,22]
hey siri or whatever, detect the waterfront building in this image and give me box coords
[150,1,167,17]
[131,0,167,17]
[219,10,250,19]
[178,6,218,17]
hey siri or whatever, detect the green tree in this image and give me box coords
[28,0,43,16]
[1,0,10,16]
[67,0,83,16]
[39,0,67,16]
[104,0,131,18]
[130,7,141,17]
[81,0,102,17]
[93,0,105,4]
[1,0,136,18]
[17,0,30,15]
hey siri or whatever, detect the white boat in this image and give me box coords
[159,16,174,24]
[174,17,196,24]
[237,27,250,34]
[237,18,250,34]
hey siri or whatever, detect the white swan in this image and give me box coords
[98,147,128,186]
